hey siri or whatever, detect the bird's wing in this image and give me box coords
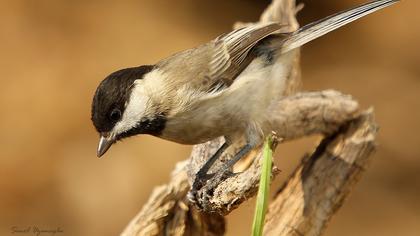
[203,0,399,90]
[156,23,287,92]
[205,23,286,90]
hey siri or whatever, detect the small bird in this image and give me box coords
[91,0,398,177]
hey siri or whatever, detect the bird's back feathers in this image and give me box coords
[157,0,398,95]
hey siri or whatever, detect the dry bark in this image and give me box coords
[121,0,378,235]
[121,161,225,236]
[263,110,377,236]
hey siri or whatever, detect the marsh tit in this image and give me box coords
[91,0,398,177]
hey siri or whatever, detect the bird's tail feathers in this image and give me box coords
[279,0,398,53]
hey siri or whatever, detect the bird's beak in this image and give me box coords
[97,133,114,158]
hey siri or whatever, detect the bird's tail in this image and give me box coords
[280,0,399,54]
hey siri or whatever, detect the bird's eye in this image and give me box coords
[110,109,122,121]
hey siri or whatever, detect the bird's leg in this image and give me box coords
[189,143,255,209]
[193,142,230,189]
[214,143,254,177]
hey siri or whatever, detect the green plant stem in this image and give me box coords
[251,136,273,236]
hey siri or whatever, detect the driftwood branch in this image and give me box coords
[121,161,225,236]
[121,0,378,235]
[263,110,377,236]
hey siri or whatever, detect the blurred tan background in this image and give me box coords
[0,0,418,235]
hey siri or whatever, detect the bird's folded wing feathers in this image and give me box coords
[205,0,398,91]
[207,23,286,87]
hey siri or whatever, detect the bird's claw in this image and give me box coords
[188,167,235,212]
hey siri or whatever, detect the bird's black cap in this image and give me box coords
[91,65,154,135]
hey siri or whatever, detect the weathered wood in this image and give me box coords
[121,161,225,236]
[264,111,377,236]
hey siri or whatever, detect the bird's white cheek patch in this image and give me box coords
[112,80,148,136]
[111,69,168,137]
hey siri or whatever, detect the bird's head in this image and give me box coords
[91,65,166,157]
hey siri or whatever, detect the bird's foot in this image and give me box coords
[188,166,235,213]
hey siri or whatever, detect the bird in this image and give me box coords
[91,0,398,179]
